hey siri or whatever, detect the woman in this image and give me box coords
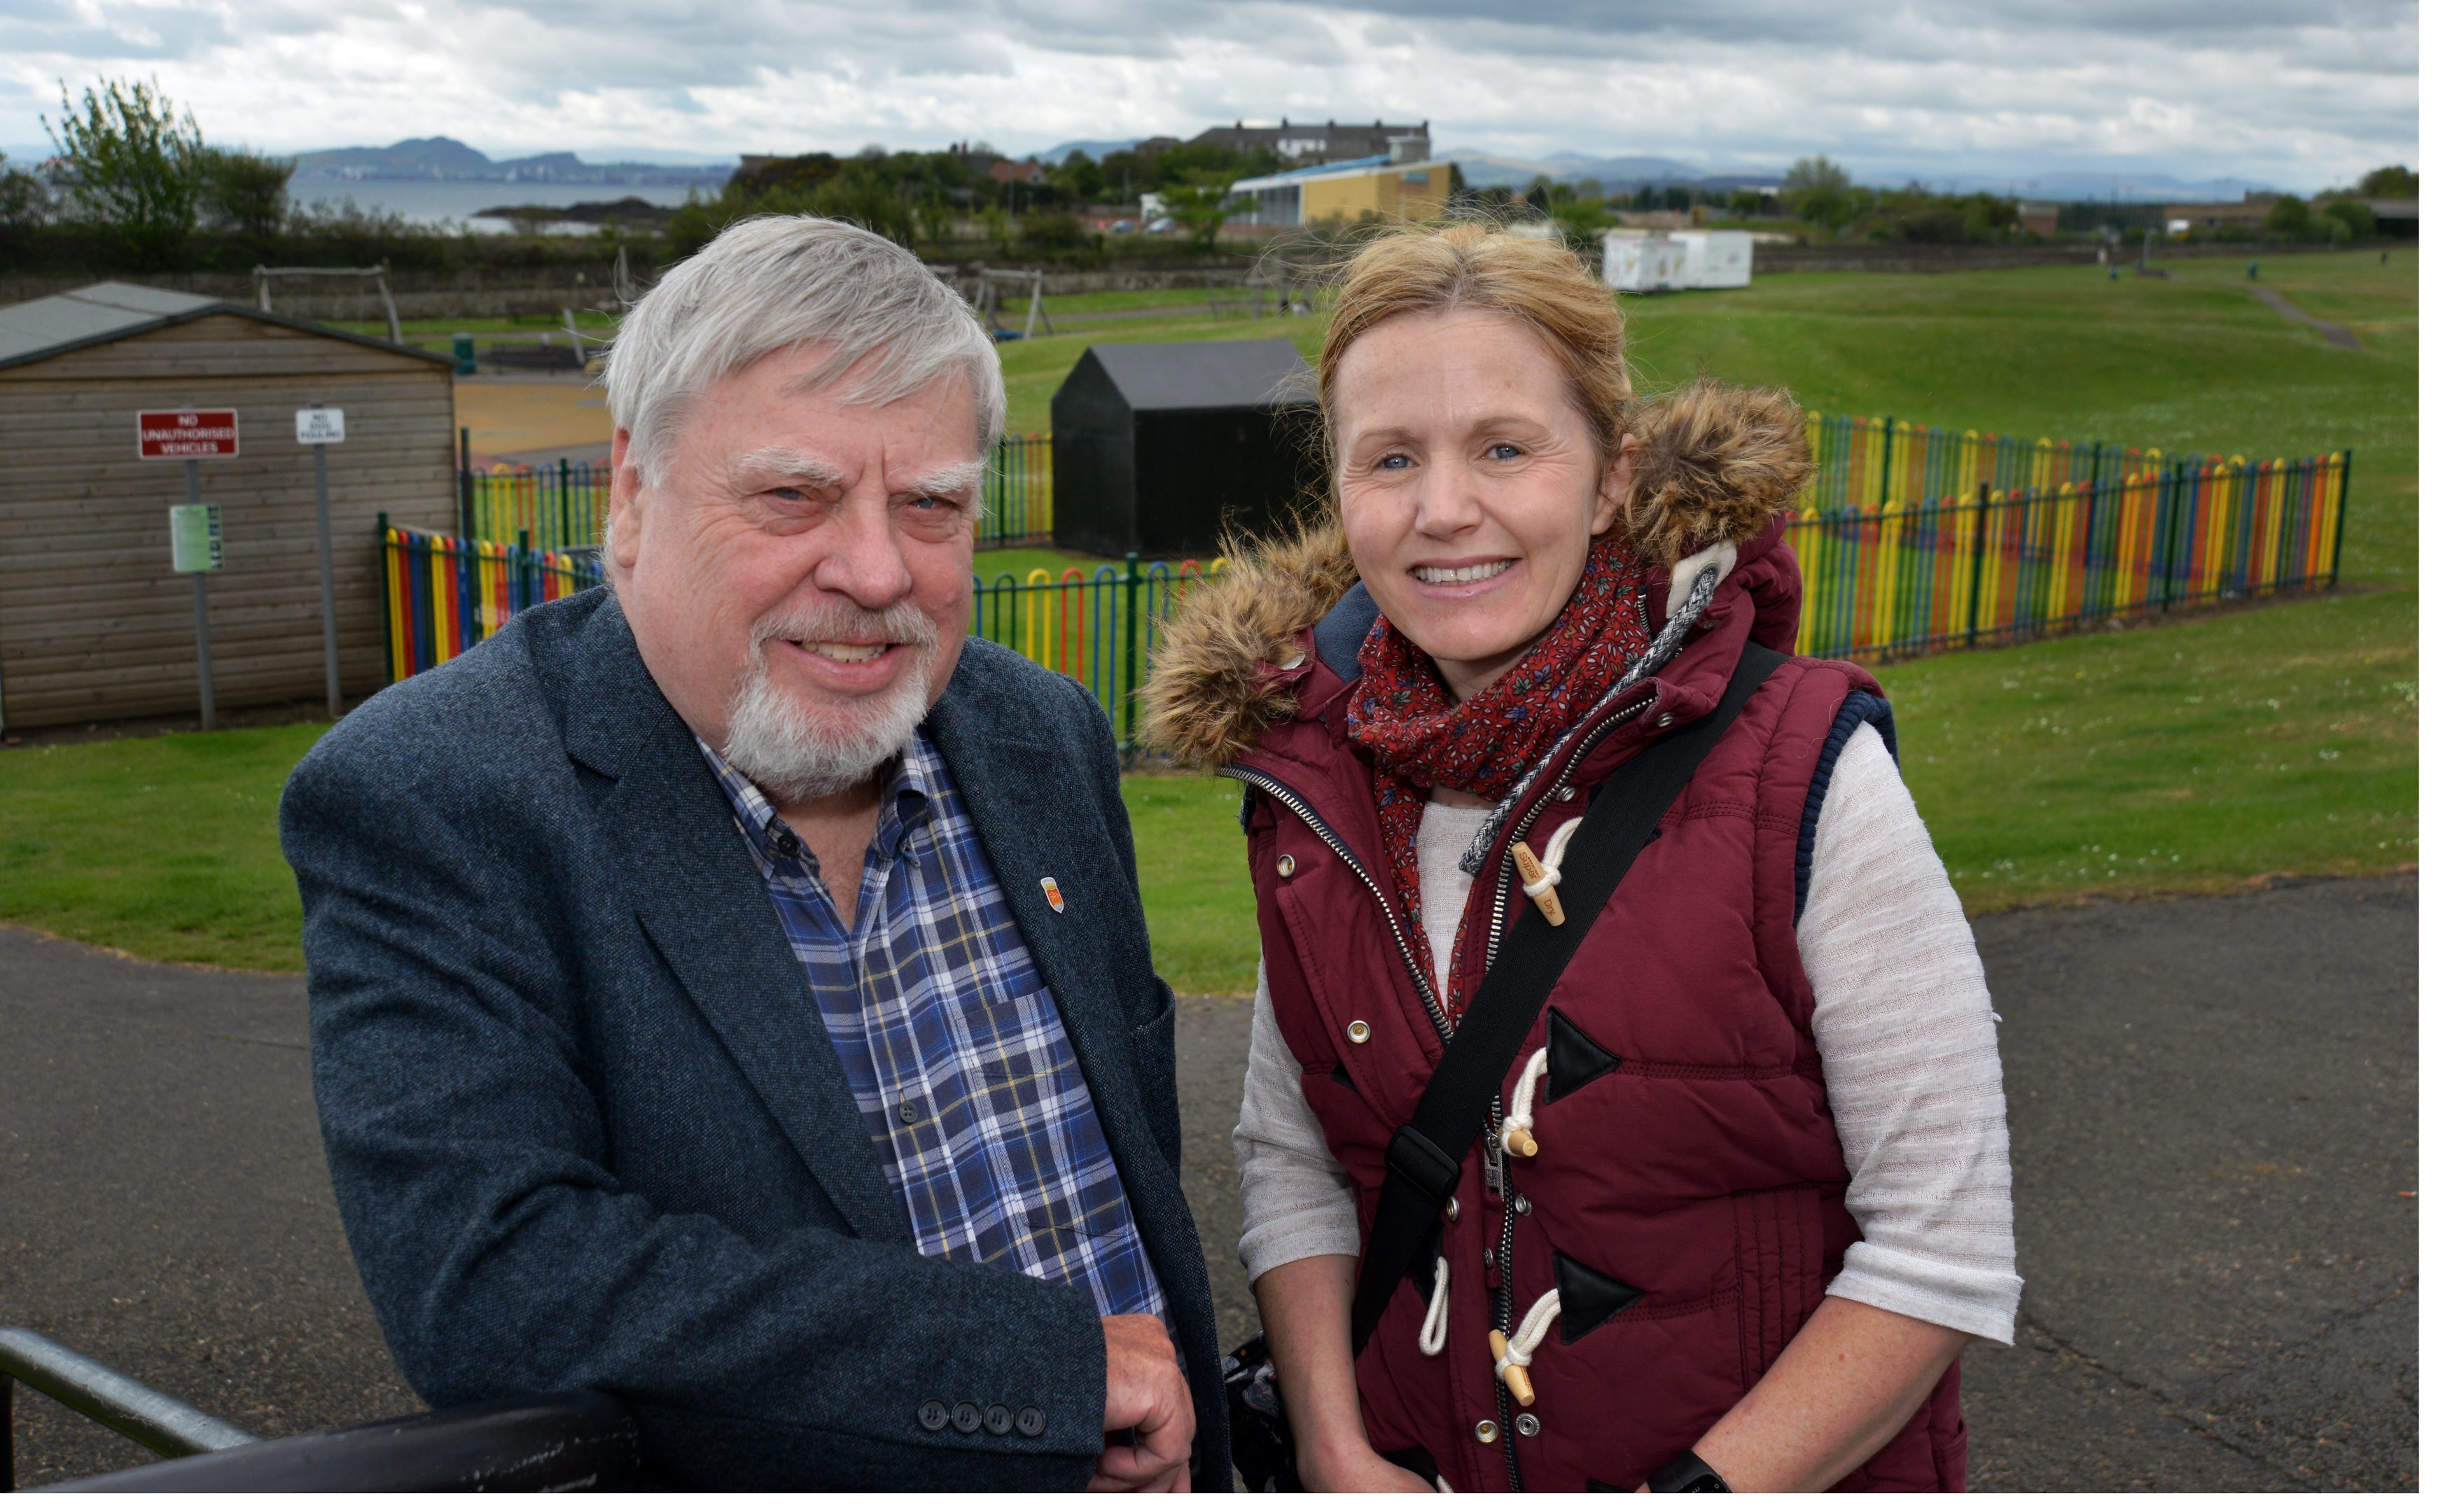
[1143,224,2019,1493]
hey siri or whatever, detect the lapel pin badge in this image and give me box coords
[1040,876,1066,913]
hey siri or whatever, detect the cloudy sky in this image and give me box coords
[4,0,2419,189]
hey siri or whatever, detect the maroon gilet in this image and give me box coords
[1228,534,1966,1492]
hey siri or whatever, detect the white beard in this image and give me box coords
[722,603,940,804]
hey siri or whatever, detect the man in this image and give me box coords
[281,216,1223,1491]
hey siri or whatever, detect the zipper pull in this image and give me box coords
[1510,841,1565,927]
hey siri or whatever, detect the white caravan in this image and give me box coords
[1600,229,1755,293]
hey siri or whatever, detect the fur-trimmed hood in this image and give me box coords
[1140,377,1813,771]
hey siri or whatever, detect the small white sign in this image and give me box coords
[295,406,347,445]
[169,503,224,573]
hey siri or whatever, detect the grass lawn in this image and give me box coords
[6,586,2404,989]
[1125,587,2418,992]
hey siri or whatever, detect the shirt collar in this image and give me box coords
[695,729,938,876]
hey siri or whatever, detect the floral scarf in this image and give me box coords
[1347,533,1653,989]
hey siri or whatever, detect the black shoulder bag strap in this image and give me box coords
[1349,641,1788,1357]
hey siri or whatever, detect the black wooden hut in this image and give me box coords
[1050,340,1320,559]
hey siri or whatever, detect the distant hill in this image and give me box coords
[291,136,726,183]
[1036,138,1141,164]
[1451,147,2288,202]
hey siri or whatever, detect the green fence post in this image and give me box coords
[1121,552,1141,755]
[1965,482,1991,650]
[458,426,475,539]
[2328,449,2353,588]
[557,457,572,552]
[2160,460,2188,612]
[1877,416,1895,506]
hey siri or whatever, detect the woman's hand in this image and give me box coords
[1681,1297,1967,1492]
[1301,1441,1435,1493]
[1252,1255,1442,1492]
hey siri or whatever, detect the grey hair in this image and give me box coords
[604,216,1005,493]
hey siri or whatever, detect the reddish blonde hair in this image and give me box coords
[1317,223,1633,470]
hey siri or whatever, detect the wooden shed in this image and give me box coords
[0,281,457,732]
[1050,339,1320,559]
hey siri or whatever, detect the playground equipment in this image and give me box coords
[252,264,404,344]
[929,265,1056,340]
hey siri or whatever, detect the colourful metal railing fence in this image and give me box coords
[982,433,1053,547]
[379,519,604,683]
[1803,413,2221,512]
[453,432,1054,552]
[463,457,608,554]
[380,521,1215,746]
[390,432,2350,735]
[1788,453,2348,661]
[970,557,1225,742]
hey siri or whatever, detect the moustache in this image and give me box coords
[748,598,941,659]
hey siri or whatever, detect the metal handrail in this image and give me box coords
[1,1326,256,1488]
[1,1328,641,1492]
[38,1391,641,1493]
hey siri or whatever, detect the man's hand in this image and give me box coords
[1091,1312,1194,1492]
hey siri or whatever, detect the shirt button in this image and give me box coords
[898,1101,919,1124]
[1276,853,1297,878]
[1474,1418,1499,1443]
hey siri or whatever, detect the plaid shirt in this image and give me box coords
[697,731,1169,1324]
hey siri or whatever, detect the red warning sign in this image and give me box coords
[137,409,240,459]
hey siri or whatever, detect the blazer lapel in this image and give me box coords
[924,673,1169,1209]
[564,598,907,1243]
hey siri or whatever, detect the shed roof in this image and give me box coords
[1073,340,1314,412]
[0,281,452,372]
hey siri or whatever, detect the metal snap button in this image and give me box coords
[1346,1019,1371,1044]
[1654,710,1675,728]
[1474,1419,1499,1443]
[984,1404,1013,1435]
[1016,1406,1047,1437]
[952,1401,982,1434]
[918,1399,949,1432]
[1517,1412,1541,1437]
[1276,853,1297,878]
[1443,1196,1459,1222]
[1514,1195,1533,1216]
[1557,785,1577,803]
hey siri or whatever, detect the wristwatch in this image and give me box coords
[1646,1450,1732,1492]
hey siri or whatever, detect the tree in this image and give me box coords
[199,147,293,237]
[2264,193,2314,238]
[46,77,206,267]
[1164,172,1244,251]
[0,150,48,231]
[1055,149,1107,202]
[1783,154,1853,232]
[2355,164,2416,197]
[2321,199,2375,241]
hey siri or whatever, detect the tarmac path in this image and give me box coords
[2243,283,2364,350]
[1,876,2414,1489]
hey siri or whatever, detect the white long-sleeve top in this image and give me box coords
[1232,724,2022,1345]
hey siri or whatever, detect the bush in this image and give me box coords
[199,148,293,239]
[46,77,204,269]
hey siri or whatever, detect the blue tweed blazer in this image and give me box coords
[280,588,1225,1491]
